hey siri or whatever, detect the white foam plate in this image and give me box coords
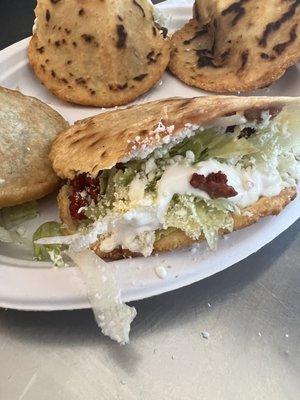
[0,2,299,311]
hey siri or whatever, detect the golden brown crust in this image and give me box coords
[28,0,170,107]
[57,185,78,234]
[169,1,300,93]
[58,186,297,260]
[91,245,141,261]
[0,86,68,208]
[50,95,299,179]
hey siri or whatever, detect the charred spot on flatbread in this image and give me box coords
[169,0,300,93]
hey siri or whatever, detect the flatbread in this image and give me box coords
[49,95,299,179]
[28,0,170,107]
[0,87,68,208]
[169,0,300,93]
[57,185,297,259]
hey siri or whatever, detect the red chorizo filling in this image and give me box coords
[190,171,238,199]
[69,173,100,220]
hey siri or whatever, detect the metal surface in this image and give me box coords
[0,220,299,400]
[0,1,299,399]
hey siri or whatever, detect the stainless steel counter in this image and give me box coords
[0,219,299,400]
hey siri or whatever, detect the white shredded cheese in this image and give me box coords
[121,123,200,162]
[48,250,64,267]
[201,331,210,339]
[155,266,168,279]
[121,113,252,164]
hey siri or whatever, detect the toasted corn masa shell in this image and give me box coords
[0,87,68,209]
[169,0,300,93]
[28,0,170,107]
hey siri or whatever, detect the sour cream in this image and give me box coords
[156,164,210,220]
[157,159,284,212]
[100,209,159,256]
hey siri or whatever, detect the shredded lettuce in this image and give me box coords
[275,105,300,152]
[169,128,258,162]
[0,201,39,245]
[0,226,26,244]
[0,201,38,229]
[98,161,143,198]
[248,113,300,156]
[67,249,137,344]
[165,195,236,249]
[33,222,65,266]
